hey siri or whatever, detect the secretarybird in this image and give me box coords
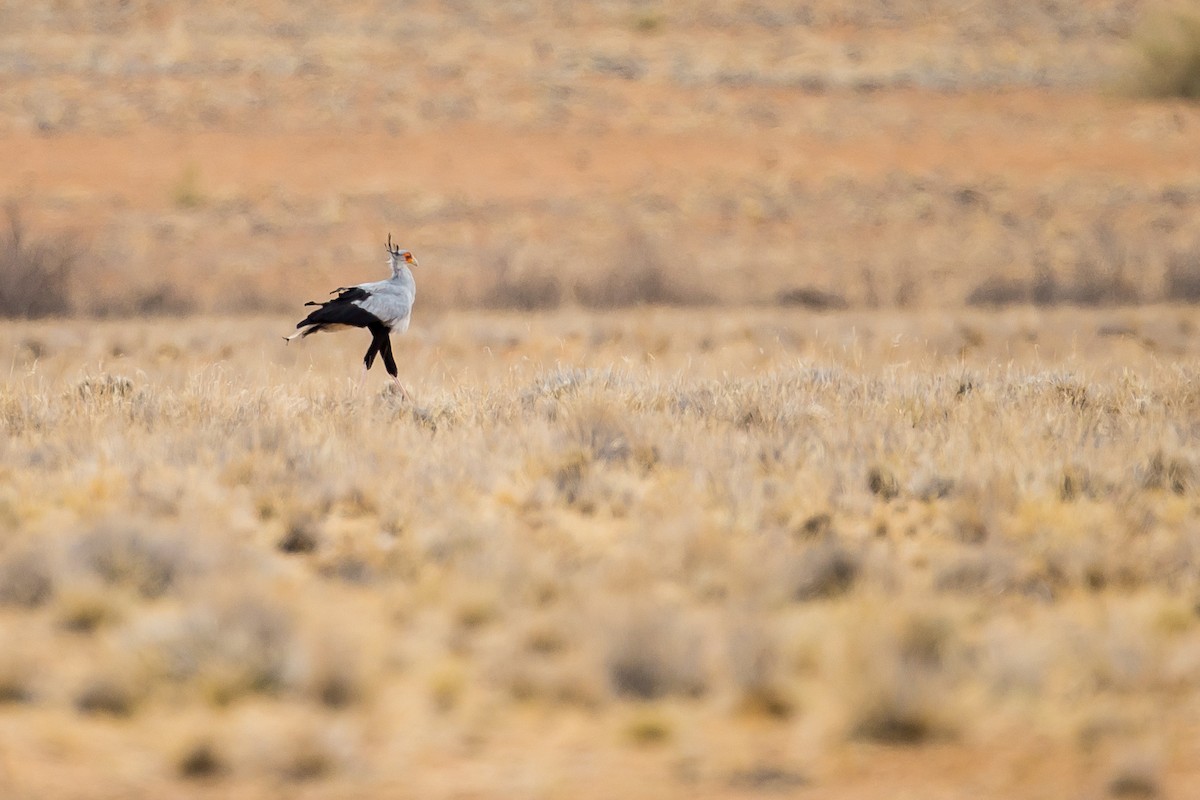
[285,235,417,399]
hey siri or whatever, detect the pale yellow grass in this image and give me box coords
[1,306,1200,798]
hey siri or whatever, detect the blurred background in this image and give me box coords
[2,0,1200,316]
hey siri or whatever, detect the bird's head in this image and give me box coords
[386,234,419,269]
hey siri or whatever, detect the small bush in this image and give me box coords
[481,250,562,311]
[71,524,192,599]
[867,466,901,500]
[847,614,959,745]
[152,593,297,704]
[966,275,1029,307]
[172,163,205,209]
[577,227,708,308]
[1107,753,1162,798]
[624,709,673,744]
[279,732,336,782]
[129,284,199,316]
[1164,247,1200,302]
[727,767,809,791]
[605,607,706,700]
[0,205,76,318]
[728,625,795,719]
[277,519,321,554]
[75,672,139,716]
[0,657,35,704]
[177,738,227,780]
[1129,3,1200,99]
[1059,255,1140,307]
[776,286,848,311]
[1139,450,1195,494]
[0,545,55,608]
[788,544,861,601]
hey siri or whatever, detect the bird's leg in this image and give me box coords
[360,335,384,395]
[392,376,412,402]
[357,363,368,392]
[378,335,410,402]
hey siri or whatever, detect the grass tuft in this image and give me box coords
[789,544,861,601]
[177,738,227,780]
[1129,3,1200,99]
[0,205,76,319]
[605,607,706,701]
[75,671,139,717]
[71,524,192,599]
[0,545,55,608]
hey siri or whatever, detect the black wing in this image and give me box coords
[295,286,381,331]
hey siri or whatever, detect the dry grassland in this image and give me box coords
[6,0,1200,797]
[4,0,1200,315]
[2,307,1200,798]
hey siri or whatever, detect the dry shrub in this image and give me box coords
[56,583,124,632]
[305,634,367,709]
[0,205,76,318]
[776,286,848,311]
[844,610,961,745]
[576,227,708,308]
[0,544,55,608]
[87,282,199,317]
[605,606,706,700]
[499,653,605,709]
[1129,2,1200,99]
[75,670,140,717]
[275,726,341,782]
[727,623,795,719]
[149,592,298,704]
[969,227,1140,308]
[71,523,194,599]
[481,249,562,311]
[277,518,321,554]
[966,275,1029,307]
[176,737,227,780]
[1107,752,1163,798]
[788,543,861,601]
[933,550,1017,595]
[1061,253,1140,307]
[624,708,673,744]
[867,465,901,500]
[128,284,199,316]
[727,766,809,792]
[1164,246,1200,301]
[0,655,36,704]
[563,396,653,466]
[1139,450,1195,494]
[74,373,134,402]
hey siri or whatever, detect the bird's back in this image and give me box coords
[356,269,415,330]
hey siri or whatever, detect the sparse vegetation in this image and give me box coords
[0,206,76,319]
[6,0,1200,797]
[172,163,205,210]
[0,308,1197,796]
[1130,2,1200,99]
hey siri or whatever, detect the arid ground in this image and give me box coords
[3,1,1200,798]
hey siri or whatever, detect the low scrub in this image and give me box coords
[0,206,76,318]
[1129,3,1200,99]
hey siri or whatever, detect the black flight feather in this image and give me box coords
[295,286,381,336]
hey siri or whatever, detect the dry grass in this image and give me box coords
[1,307,1199,797]
[5,1,1200,797]
[0,206,76,319]
[1129,2,1200,99]
[5,2,1198,317]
